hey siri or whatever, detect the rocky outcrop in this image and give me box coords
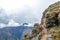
[23,1,60,40]
[42,1,60,27]
[41,1,60,40]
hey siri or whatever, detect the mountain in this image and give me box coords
[23,1,60,40]
[0,25,33,40]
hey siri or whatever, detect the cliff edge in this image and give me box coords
[23,1,60,40]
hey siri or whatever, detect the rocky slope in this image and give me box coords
[23,1,60,40]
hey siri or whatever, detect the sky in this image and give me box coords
[0,0,59,27]
[0,0,59,13]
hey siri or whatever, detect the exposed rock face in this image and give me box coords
[41,1,60,40]
[41,1,60,27]
[23,1,60,40]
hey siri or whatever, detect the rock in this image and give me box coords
[23,1,60,40]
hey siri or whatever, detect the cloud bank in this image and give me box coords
[0,0,59,27]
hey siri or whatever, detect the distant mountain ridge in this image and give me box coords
[0,25,33,40]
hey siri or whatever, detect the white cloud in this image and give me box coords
[0,0,59,28]
[0,0,58,15]
[0,0,40,12]
[0,8,9,24]
[0,19,20,28]
[8,19,20,26]
[0,23,7,28]
[7,0,58,24]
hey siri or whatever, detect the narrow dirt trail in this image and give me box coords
[41,18,48,40]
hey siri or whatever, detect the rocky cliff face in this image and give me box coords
[42,1,60,28]
[23,1,60,40]
[41,1,60,40]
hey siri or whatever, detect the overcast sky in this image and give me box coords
[0,0,59,27]
[0,0,59,14]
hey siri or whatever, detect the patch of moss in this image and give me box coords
[50,13,55,17]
